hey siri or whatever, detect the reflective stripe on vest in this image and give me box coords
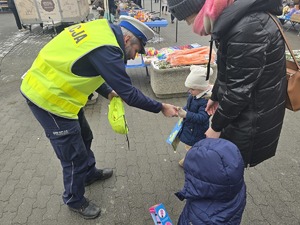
[21,19,122,119]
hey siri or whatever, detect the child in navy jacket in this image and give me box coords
[176,138,246,225]
[177,65,211,167]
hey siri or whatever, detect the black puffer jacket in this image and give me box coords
[210,0,287,167]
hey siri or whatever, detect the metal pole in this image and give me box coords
[175,19,178,42]
[151,0,153,12]
[159,0,161,17]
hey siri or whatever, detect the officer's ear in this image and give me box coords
[123,35,131,45]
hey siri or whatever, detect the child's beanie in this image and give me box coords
[185,65,211,90]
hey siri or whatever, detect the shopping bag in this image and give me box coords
[269,13,300,111]
[286,60,300,111]
[108,97,128,134]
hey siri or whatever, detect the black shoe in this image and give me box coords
[85,168,113,186]
[69,200,101,219]
[171,20,174,24]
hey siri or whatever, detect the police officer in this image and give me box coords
[20,16,178,219]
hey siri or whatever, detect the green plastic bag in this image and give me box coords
[108,97,128,134]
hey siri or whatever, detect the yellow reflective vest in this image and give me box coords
[21,19,121,119]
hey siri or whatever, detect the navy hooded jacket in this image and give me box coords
[178,94,210,146]
[176,138,246,225]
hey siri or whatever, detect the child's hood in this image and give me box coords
[175,138,245,201]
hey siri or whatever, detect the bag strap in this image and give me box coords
[206,37,214,81]
[124,115,130,150]
[268,13,300,70]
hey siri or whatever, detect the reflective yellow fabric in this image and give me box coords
[108,97,128,134]
[21,19,121,119]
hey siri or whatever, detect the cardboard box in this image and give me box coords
[166,119,182,151]
[149,203,173,225]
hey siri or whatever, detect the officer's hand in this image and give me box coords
[108,90,118,100]
[161,103,178,117]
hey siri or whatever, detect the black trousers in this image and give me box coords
[26,99,97,209]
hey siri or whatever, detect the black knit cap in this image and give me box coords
[168,0,206,21]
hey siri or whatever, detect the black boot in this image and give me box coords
[69,200,101,219]
[85,168,113,186]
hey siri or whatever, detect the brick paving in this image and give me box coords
[1,2,300,224]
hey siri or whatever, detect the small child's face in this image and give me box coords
[188,88,202,97]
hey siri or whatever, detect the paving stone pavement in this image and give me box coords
[1,2,300,225]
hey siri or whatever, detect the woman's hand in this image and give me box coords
[205,99,219,115]
[205,127,221,138]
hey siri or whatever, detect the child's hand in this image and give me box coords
[178,107,187,118]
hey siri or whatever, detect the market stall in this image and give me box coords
[14,0,90,32]
[143,44,217,98]
[117,1,168,37]
[286,49,300,63]
[0,0,9,13]
[144,47,300,99]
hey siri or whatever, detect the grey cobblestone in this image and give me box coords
[27,207,47,225]
[24,176,42,198]
[33,185,52,209]
[0,179,18,202]
[12,197,35,224]
[43,196,62,221]
[1,211,16,225]
[6,188,26,213]
[1,1,300,224]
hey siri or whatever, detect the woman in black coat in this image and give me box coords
[168,0,286,167]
